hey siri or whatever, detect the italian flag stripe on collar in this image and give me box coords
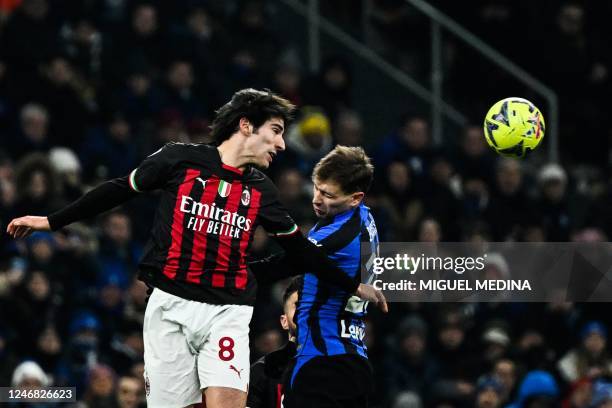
[128,169,141,192]
[275,224,298,236]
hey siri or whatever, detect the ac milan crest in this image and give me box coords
[241,189,251,206]
[145,374,150,396]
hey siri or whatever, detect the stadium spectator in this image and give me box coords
[48,147,83,202]
[60,16,104,83]
[453,124,496,189]
[79,113,139,182]
[378,160,423,240]
[382,315,439,405]
[168,4,228,82]
[252,327,283,362]
[0,325,18,387]
[8,104,51,160]
[224,0,280,91]
[96,212,141,288]
[303,55,353,119]
[28,55,90,147]
[32,325,62,378]
[14,153,63,216]
[422,154,462,240]
[186,118,212,144]
[431,310,479,404]
[480,323,511,370]
[111,63,163,128]
[114,376,143,408]
[534,163,587,241]
[248,276,300,408]
[562,377,592,408]
[108,3,167,83]
[272,62,304,107]
[5,269,55,352]
[590,380,612,408]
[122,278,147,327]
[94,271,128,343]
[506,370,560,408]
[279,108,333,176]
[11,360,50,388]
[373,114,434,184]
[492,358,517,405]
[160,60,207,121]
[334,109,365,147]
[474,375,504,408]
[0,0,59,81]
[417,218,442,243]
[154,108,188,147]
[107,323,145,377]
[275,168,313,224]
[537,2,597,164]
[83,364,117,408]
[558,321,612,383]
[391,391,423,408]
[365,0,429,79]
[484,158,529,241]
[56,311,102,389]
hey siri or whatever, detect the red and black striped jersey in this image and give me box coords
[130,143,298,305]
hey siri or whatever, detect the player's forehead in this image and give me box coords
[263,116,284,129]
[283,291,298,310]
[287,291,298,303]
[313,177,344,195]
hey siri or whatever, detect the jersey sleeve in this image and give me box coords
[257,178,298,236]
[127,144,177,192]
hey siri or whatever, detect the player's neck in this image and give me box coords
[217,138,248,170]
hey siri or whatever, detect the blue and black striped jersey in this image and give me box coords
[293,202,379,378]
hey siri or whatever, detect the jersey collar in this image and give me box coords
[214,148,244,176]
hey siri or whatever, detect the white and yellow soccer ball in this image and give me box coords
[483,97,545,158]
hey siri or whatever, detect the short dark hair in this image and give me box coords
[282,276,303,306]
[312,145,374,194]
[210,88,296,144]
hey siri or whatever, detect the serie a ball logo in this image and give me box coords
[483,97,545,158]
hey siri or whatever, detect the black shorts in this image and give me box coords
[283,354,373,408]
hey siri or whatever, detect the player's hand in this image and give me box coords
[356,283,388,313]
[6,216,51,239]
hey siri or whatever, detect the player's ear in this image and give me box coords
[280,314,289,331]
[351,192,365,207]
[238,117,253,136]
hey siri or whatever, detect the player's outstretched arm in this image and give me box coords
[273,232,388,312]
[6,177,138,239]
[6,216,51,239]
[248,252,295,284]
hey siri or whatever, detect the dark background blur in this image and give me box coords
[0,0,611,407]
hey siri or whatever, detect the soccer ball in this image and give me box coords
[483,97,545,158]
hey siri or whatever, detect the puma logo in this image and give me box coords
[196,177,207,188]
[229,365,243,379]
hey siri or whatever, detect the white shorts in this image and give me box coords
[143,288,253,408]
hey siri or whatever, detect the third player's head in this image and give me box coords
[311,145,374,219]
[211,88,295,169]
[280,276,302,341]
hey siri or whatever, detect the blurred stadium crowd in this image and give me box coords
[0,0,611,407]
